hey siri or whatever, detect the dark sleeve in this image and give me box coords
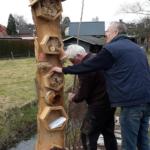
[72,73,94,103]
[62,49,114,75]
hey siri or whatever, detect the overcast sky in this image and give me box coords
[0,0,148,27]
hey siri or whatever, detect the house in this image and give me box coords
[0,23,35,38]
[64,21,105,53]
[0,24,7,37]
[63,36,105,53]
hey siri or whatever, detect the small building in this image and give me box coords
[63,36,105,53]
[0,24,7,37]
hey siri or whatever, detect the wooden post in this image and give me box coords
[29,0,67,149]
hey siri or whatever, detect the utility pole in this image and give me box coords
[73,0,85,93]
[77,0,85,44]
[29,0,68,149]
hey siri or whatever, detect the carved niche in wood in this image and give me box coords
[39,106,68,131]
[45,90,60,106]
[43,72,63,91]
[31,0,62,20]
[40,35,62,54]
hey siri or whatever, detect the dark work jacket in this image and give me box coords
[72,53,111,109]
[63,35,150,107]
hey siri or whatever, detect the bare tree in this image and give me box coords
[119,0,150,52]
[13,14,27,27]
[92,16,99,22]
[119,0,150,16]
[126,16,150,52]
[60,16,70,38]
[137,17,150,51]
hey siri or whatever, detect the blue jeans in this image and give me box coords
[120,104,150,150]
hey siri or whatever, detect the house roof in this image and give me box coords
[0,36,22,40]
[0,36,34,40]
[0,24,7,37]
[63,36,105,46]
[69,22,105,36]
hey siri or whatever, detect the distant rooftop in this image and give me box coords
[63,36,105,46]
[69,22,105,36]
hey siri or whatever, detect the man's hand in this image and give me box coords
[68,92,75,102]
[51,66,63,73]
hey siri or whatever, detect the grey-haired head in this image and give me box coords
[105,22,127,43]
[65,44,87,64]
[65,44,86,59]
[110,21,127,35]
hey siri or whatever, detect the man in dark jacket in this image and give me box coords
[52,22,150,150]
[64,44,117,150]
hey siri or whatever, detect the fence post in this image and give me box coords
[28,50,31,57]
[11,51,14,59]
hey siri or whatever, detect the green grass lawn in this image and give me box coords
[0,58,38,148]
[0,58,36,111]
[0,58,74,112]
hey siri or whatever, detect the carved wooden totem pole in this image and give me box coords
[29,0,67,149]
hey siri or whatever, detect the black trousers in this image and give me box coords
[80,107,118,150]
